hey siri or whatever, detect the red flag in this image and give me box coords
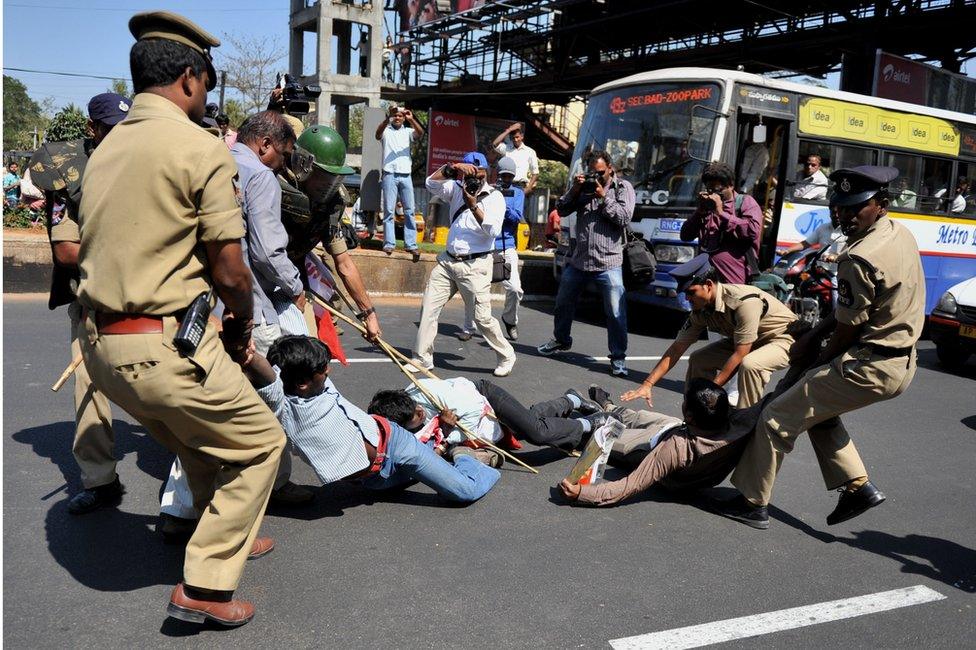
[305,253,347,365]
[316,308,348,365]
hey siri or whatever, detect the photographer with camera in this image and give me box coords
[538,150,636,377]
[375,104,424,259]
[679,161,762,285]
[413,152,517,377]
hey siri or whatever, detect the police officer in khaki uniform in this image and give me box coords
[76,11,285,626]
[721,166,925,530]
[621,253,796,410]
[30,93,131,514]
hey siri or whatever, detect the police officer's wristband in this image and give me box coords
[356,307,376,320]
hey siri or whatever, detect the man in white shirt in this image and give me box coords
[793,154,829,201]
[777,217,846,263]
[935,176,970,213]
[493,122,539,195]
[413,151,517,376]
[375,104,424,257]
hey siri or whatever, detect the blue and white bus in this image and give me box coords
[557,67,976,314]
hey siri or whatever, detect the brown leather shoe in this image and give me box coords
[247,537,275,560]
[167,583,254,626]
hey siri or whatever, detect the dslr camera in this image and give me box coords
[581,171,601,193]
[273,73,322,116]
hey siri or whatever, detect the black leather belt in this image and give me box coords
[446,250,491,262]
[866,343,914,358]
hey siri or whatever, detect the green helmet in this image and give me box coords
[292,125,354,178]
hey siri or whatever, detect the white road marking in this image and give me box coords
[333,355,689,364]
[609,585,946,650]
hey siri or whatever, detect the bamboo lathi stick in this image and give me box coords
[51,354,83,392]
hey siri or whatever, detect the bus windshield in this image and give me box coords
[570,82,722,210]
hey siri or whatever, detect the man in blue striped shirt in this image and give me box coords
[244,336,500,502]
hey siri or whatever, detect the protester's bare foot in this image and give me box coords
[559,479,581,501]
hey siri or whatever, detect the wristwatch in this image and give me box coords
[356,307,376,320]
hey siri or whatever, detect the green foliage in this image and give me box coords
[109,79,131,97]
[348,104,365,149]
[45,105,88,143]
[2,204,42,229]
[537,159,569,193]
[3,75,47,150]
[223,99,247,129]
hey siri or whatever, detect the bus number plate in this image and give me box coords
[658,218,684,232]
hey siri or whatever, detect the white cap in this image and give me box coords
[497,155,517,176]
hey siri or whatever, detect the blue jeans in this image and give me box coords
[553,264,628,361]
[382,172,417,250]
[362,422,500,503]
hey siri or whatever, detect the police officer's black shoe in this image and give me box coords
[566,388,601,415]
[711,493,769,530]
[159,513,198,545]
[67,477,124,515]
[826,480,886,526]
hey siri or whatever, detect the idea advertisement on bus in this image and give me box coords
[426,110,517,176]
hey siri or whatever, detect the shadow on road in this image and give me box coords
[43,498,183,592]
[770,506,976,592]
[11,419,172,492]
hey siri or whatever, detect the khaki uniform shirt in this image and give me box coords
[675,283,796,347]
[835,216,925,349]
[77,93,244,315]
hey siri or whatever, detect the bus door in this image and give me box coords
[732,107,795,267]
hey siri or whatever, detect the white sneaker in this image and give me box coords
[610,360,629,377]
[493,357,516,377]
[408,358,434,372]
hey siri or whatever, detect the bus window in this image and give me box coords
[920,158,953,212]
[953,162,976,216]
[569,82,722,209]
[885,152,922,211]
[792,141,830,203]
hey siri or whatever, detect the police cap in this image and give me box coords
[87,93,131,126]
[670,253,714,293]
[129,11,220,91]
[829,165,899,207]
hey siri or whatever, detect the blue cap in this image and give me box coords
[829,166,899,207]
[670,253,713,292]
[461,151,488,168]
[87,93,131,126]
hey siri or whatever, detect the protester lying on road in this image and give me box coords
[558,379,760,508]
[246,336,500,504]
[370,378,621,467]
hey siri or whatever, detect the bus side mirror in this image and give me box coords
[752,123,767,143]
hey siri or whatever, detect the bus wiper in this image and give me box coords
[634,157,693,189]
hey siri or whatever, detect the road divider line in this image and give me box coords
[609,585,946,650]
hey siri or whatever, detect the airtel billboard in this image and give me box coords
[426,110,517,175]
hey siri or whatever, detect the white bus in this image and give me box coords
[558,67,976,315]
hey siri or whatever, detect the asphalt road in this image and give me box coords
[4,294,975,648]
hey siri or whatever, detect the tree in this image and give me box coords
[216,34,286,114]
[348,104,366,149]
[3,75,46,150]
[109,79,131,97]
[537,159,569,193]
[45,105,88,143]
[223,98,247,129]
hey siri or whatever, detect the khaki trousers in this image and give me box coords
[731,347,916,505]
[414,252,515,367]
[79,315,285,591]
[686,336,793,408]
[68,302,117,489]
